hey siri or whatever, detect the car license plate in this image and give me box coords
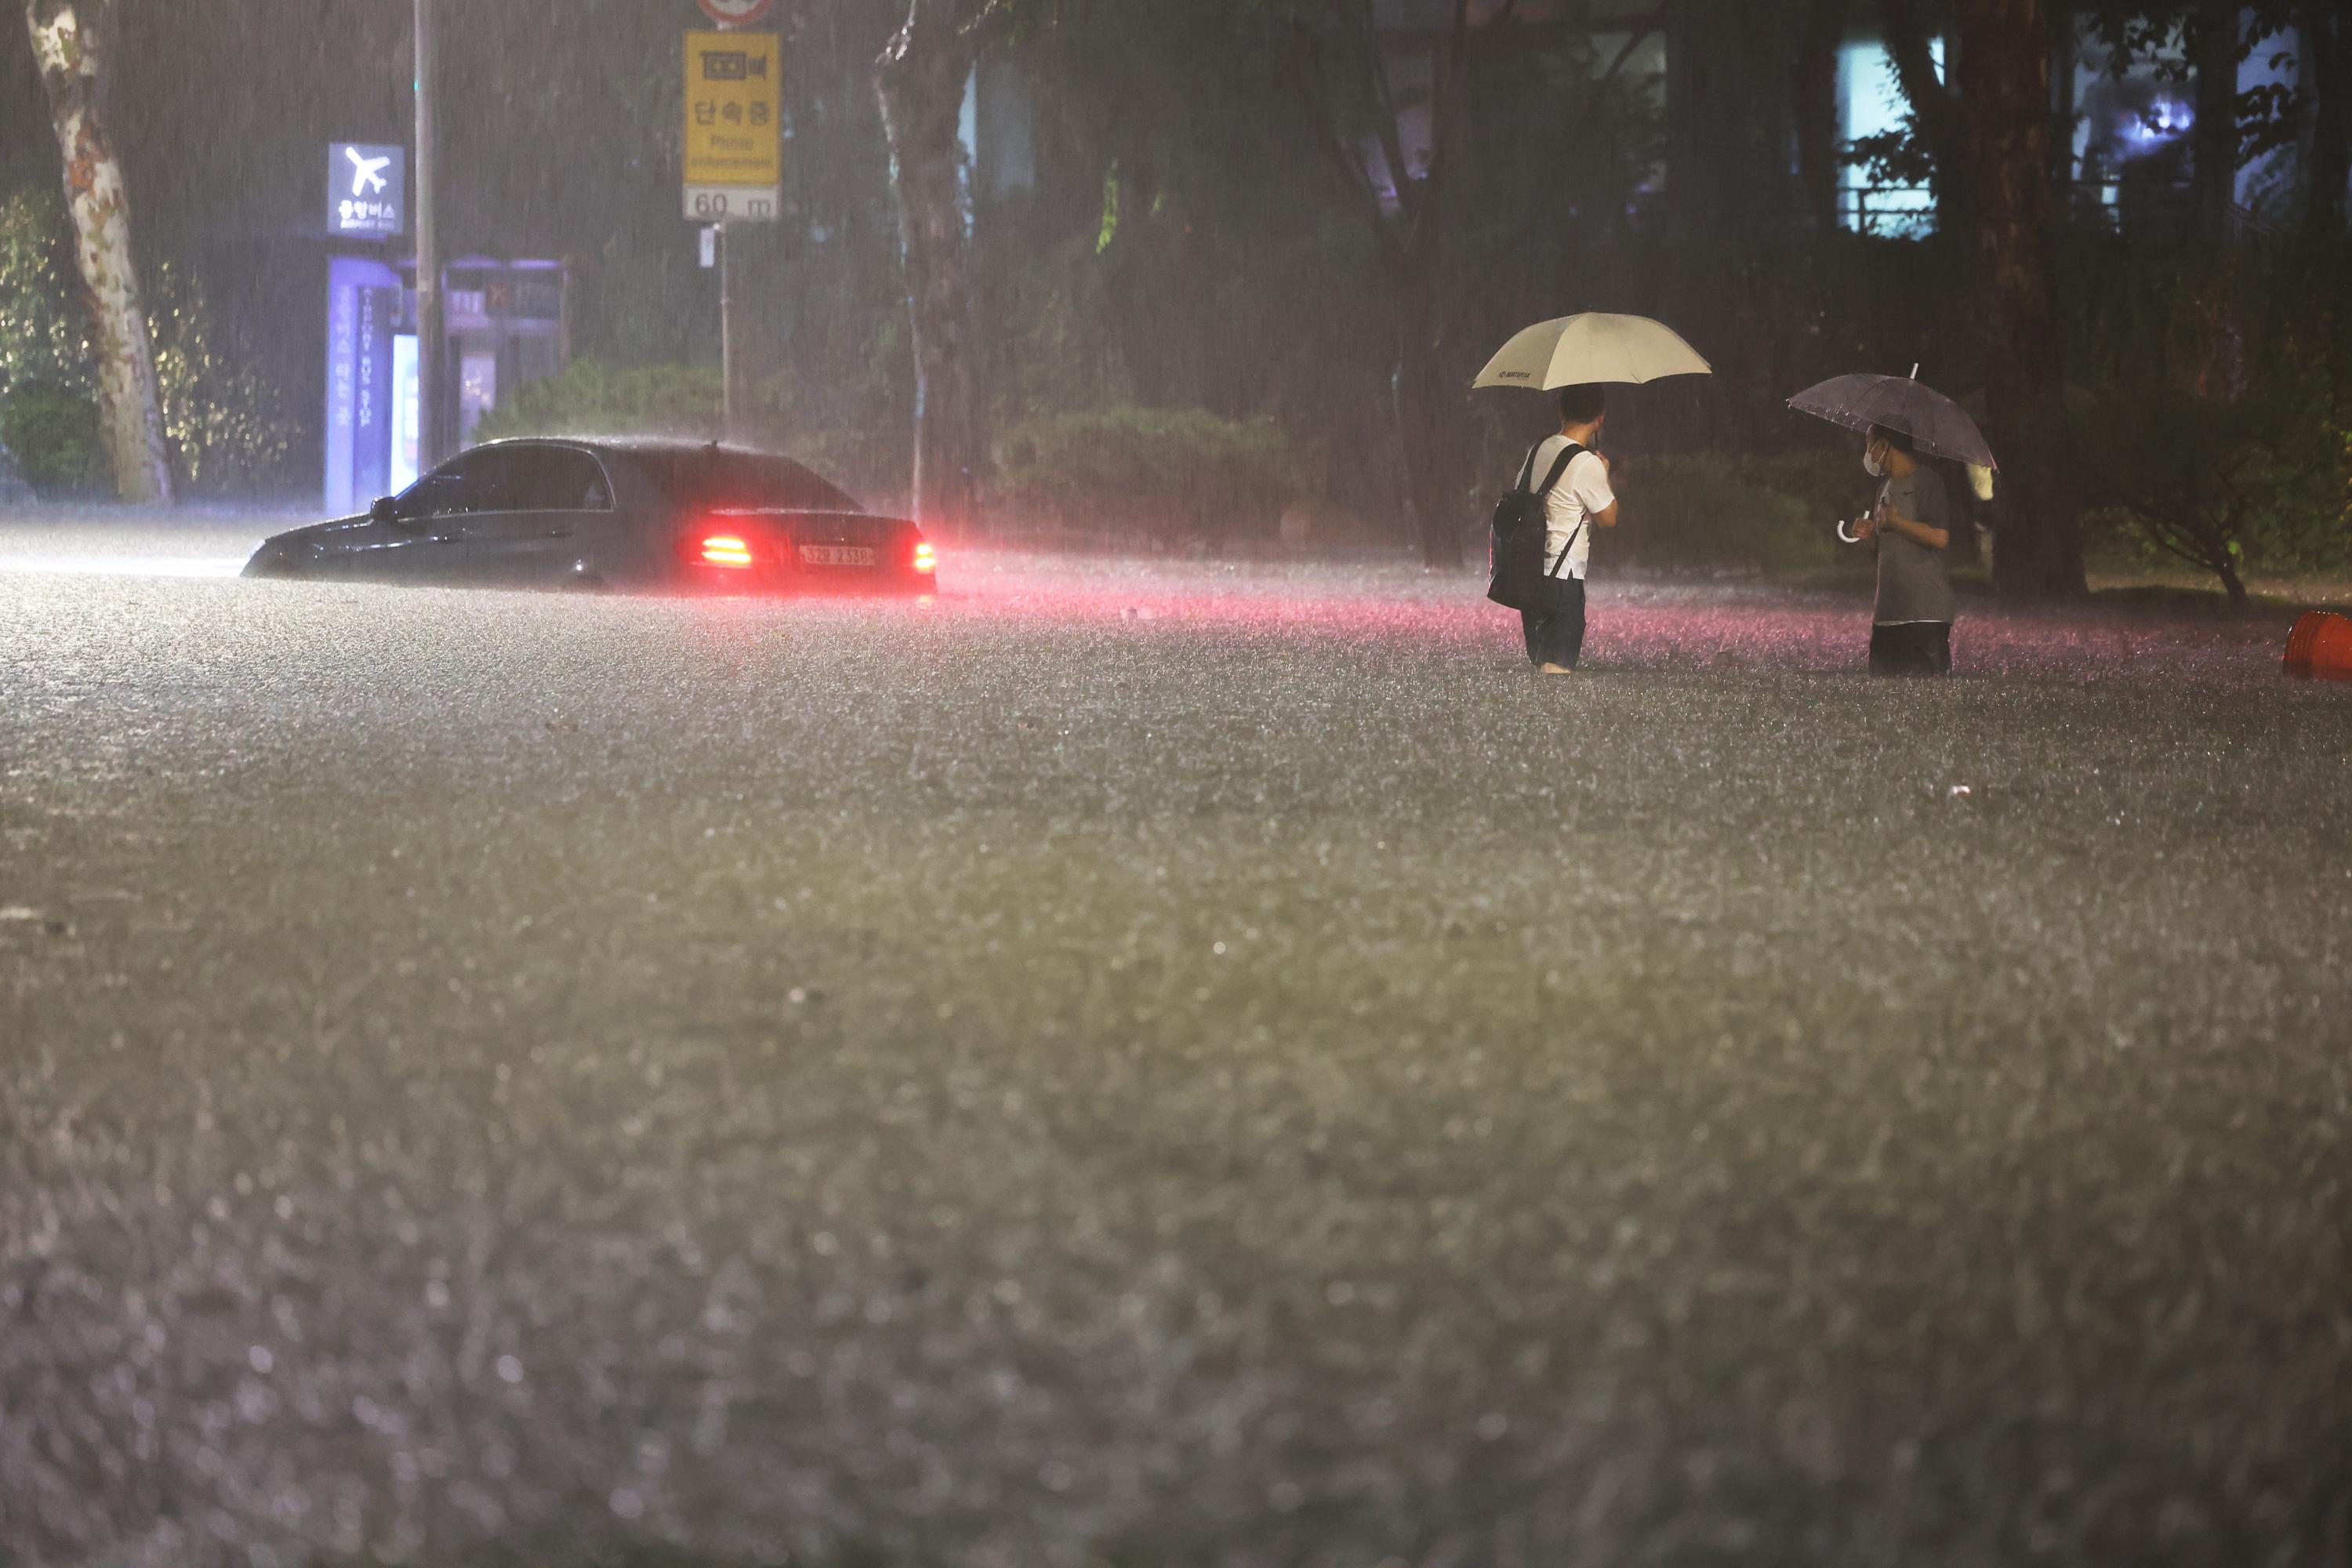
[799,544,874,568]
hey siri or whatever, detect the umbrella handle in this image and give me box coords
[1836,517,1865,545]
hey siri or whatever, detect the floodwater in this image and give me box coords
[3,511,2348,1566]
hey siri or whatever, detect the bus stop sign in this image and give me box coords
[328,143,406,238]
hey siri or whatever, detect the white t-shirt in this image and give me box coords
[1529,436,1615,582]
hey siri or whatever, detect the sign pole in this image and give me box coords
[718,220,736,442]
[683,24,779,445]
[413,0,445,470]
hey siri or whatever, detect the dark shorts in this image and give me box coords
[1519,577,1586,668]
[1869,621,1952,677]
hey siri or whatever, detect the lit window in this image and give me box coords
[1839,37,1941,238]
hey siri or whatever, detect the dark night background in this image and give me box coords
[2,1,2344,597]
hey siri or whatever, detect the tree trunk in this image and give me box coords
[1791,0,1847,234]
[1664,0,1798,448]
[1367,0,1472,568]
[2190,0,2238,235]
[2216,553,2248,608]
[1880,0,1972,234]
[25,0,172,504]
[877,0,982,535]
[2304,5,2349,237]
[1958,0,2085,600]
[1390,264,1460,569]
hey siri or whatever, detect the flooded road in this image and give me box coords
[4,522,2347,1566]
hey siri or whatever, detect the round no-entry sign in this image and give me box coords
[697,0,775,26]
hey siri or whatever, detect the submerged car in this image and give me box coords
[244,437,936,593]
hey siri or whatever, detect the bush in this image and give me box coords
[2070,241,2352,586]
[473,358,724,442]
[2074,385,2347,601]
[1743,447,1876,526]
[0,381,103,495]
[2,189,299,497]
[991,405,1310,548]
[148,263,299,495]
[1606,453,1846,575]
[0,189,98,497]
[0,189,83,395]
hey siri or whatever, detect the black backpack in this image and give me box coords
[1486,440,1584,611]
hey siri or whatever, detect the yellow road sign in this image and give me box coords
[683,30,780,193]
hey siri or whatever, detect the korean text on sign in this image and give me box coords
[683,31,782,189]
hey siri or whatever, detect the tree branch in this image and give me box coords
[1284,12,1410,274]
[1343,0,1423,239]
[1453,23,1657,310]
[1406,0,1483,256]
[1878,0,1965,209]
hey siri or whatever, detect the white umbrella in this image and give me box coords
[1472,313,1712,390]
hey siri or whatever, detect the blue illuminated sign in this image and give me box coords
[328,143,407,238]
[325,255,405,513]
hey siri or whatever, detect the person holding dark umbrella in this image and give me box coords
[1789,370,1994,679]
[1846,424,1958,676]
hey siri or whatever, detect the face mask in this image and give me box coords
[1864,447,1886,479]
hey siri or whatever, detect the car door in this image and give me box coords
[298,456,490,583]
[462,445,619,587]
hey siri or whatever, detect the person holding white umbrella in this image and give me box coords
[1509,384,1619,673]
[1475,313,1710,674]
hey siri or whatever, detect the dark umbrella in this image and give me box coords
[1787,368,1998,469]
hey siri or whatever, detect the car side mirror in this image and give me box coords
[369,496,398,524]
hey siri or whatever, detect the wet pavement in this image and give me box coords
[3,516,2349,1566]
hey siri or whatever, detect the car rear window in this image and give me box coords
[630,450,861,514]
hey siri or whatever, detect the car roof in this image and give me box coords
[470,436,779,460]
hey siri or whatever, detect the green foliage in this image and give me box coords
[472,358,725,442]
[149,263,299,494]
[982,2,1602,537]
[0,188,86,394]
[0,380,104,495]
[2075,384,2347,598]
[1741,448,1879,528]
[1843,118,1939,234]
[2234,414,2352,574]
[991,405,1311,547]
[1609,453,1847,575]
[2077,5,2307,168]
[2076,389,2256,598]
[2070,241,2352,590]
[0,186,298,496]
[0,187,96,495]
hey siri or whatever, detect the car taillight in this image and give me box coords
[912,540,937,573]
[699,534,755,568]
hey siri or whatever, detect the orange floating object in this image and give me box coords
[2284,610,2352,680]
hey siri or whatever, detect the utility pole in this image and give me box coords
[414,0,446,468]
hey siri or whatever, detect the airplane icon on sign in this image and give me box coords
[345,147,390,197]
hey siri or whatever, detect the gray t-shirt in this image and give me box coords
[1873,466,1957,626]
